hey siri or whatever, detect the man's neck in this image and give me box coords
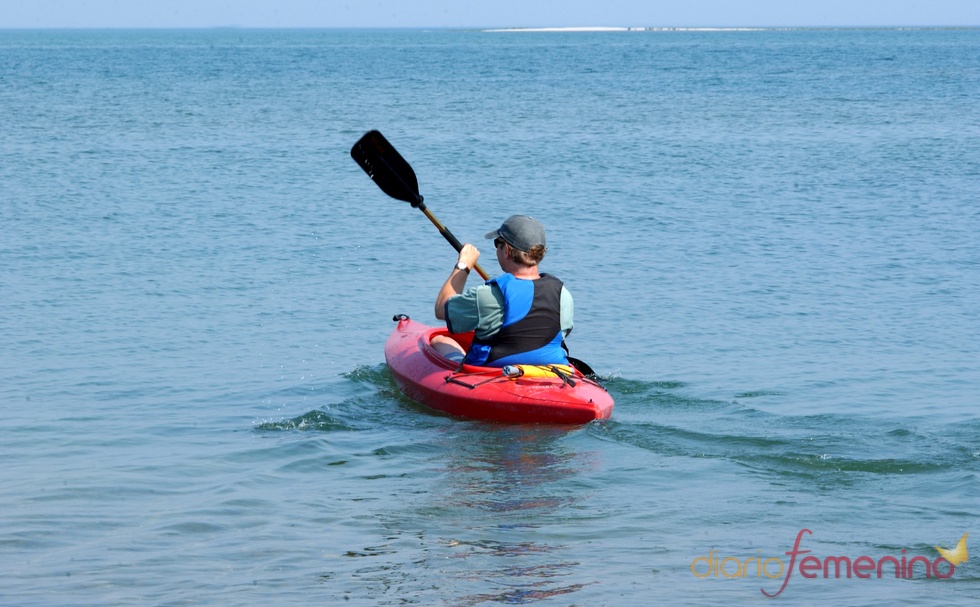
[499,255,540,279]
[510,266,540,280]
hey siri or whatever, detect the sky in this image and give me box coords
[1,0,978,29]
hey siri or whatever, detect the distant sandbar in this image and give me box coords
[483,27,764,32]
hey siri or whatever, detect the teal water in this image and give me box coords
[2,29,979,605]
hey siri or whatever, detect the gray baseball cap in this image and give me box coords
[484,215,547,253]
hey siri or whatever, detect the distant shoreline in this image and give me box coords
[483,26,980,32]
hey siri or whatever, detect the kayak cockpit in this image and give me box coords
[386,317,614,423]
[418,326,475,368]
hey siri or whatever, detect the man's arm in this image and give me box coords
[560,286,574,337]
[435,244,481,320]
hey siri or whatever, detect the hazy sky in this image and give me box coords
[1,0,978,29]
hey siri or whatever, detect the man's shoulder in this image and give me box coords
[450,282,502,307]
[478,282,505,307]
[538,272,566,287]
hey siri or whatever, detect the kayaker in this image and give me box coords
[432,215,573,367]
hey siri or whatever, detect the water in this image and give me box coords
[2,28,979,605]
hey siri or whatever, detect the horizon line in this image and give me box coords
[1,25,979,31]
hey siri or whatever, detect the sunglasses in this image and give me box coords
[494,237,507,249]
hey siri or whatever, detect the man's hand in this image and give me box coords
[457,244,480,270]
[436,243,482,320]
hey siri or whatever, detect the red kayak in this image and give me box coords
[384,316,614,424]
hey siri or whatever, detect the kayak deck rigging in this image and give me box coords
[384,316,613,424]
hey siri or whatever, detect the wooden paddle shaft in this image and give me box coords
[419,206,490,280]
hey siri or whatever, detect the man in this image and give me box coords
[432,215,573,367]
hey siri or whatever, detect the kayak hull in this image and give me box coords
[384,317,613,424]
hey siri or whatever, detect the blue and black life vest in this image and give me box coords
[464,273,570,367]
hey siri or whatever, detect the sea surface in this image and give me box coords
[2,28,979,605]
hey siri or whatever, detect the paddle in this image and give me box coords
[560,341,598,379]
[567,357,598,379]
[350,130,490,281]
[351,130,602,381]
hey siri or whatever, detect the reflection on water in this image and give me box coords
[443,424,598,511]
[447,545,593,606]
[331,424,602,603]
[258,396,603,603]
[454,580,589,607]
[433,424,601,605]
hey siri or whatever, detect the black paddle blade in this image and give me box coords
[568,356,600,381]
[350,130,424,207]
